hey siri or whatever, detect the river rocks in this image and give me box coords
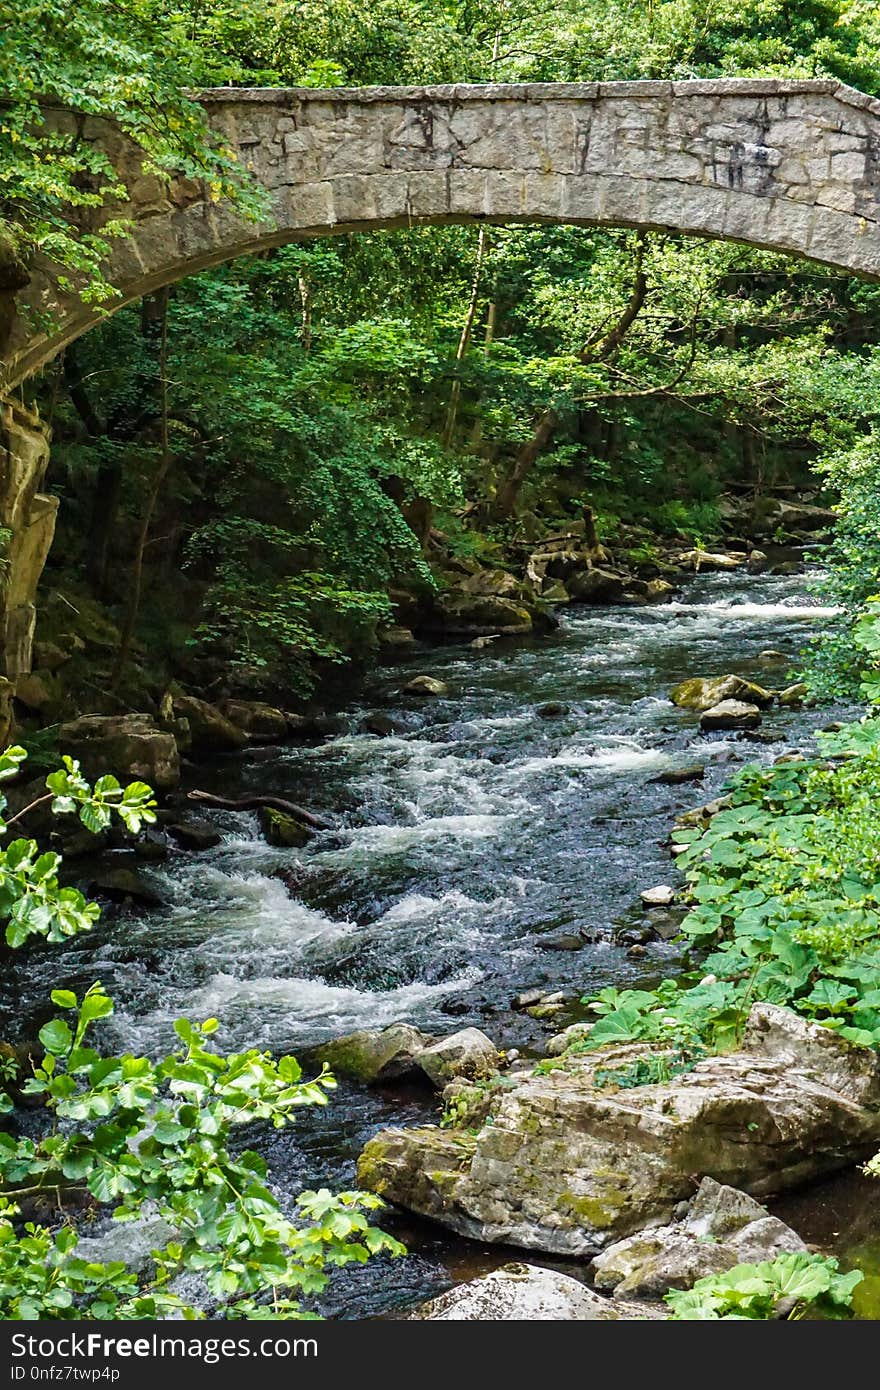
[60,714,180,791]
[360,712,397,737]
[409,1263,656,1321]
[778,682,809,708]
[257,806,312,848]
[416,1028,500,1087]
[770,560,804,576]
[426,594,533,637]
[674,550,746,572]
[536,702,569,718]
[219,700,288,743]
[700,699,762,731]
[88,865,164,907]
[670,674,774,711]
[566,569,627,604]
[639,885,675,907]
[357,1004,880,1258]
[316,1024,435,1085]
[378,625,416,650]
[167,818,221,851]
[591,1177,807,1299]
[649,764,706,785]
[402,675,449,697]
[747,549,768,574]
[171,695,247,754]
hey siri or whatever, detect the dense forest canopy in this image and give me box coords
[1,0,880,705]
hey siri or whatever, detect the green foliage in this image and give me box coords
[666,1253,863,1320]
[0,0,263,302]
[0,752,402,1319]
[0,747,155,948]
[574,717,880,1059]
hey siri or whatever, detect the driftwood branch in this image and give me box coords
[186,790,330,831]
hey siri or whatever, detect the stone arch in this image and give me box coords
[2,77,879,690]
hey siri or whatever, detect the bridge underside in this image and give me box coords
[1,77,878,697]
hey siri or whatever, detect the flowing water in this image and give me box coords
[2,565,869,1317]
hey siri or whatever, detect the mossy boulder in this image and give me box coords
[671,675,774,711]
[171,695,247,754]
[357,1005,880,1258]
[258,807,312,848]
[315,1023,435,1085]
[219,700,288,743]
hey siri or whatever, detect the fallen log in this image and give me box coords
[186,789,330,831]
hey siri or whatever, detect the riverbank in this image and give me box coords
[0,563,862,1317]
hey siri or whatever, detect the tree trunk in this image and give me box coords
[112,289,172,687]
[494,234,648,521]
[443,227,489,449]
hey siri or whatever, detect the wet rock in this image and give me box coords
[513,989,546,1010]
[402,675,449,697]
[133,829,169,862]
[770,560,804,576]
[409,1263,657,1321]
[357,1004,880,1258]
[60,714,180,791]
[379,626,415,649]
[257,807,312,848]
[649,764,706,785]
[537,933,586,952]
[76,1212,175,1277]
[416,1028,500,1088]
[778,682,808,708]
[526,1001,567,1018]
[566,569,627,604]
[758,650,788,663]
[700,700,762,731]
[426,594,533,637]
[88,866,163,907]
[646,579,675,603]
[766,500,836,533]
[360,712,396,737]
[646,911,684,942]
[671,675,774,711]
[747,549,768,574]
[546,1022,593,1055]
[285,713,346,741]
[640,885,675,908]
[539,582,571,604]
[168,818,222,851]
[457,569,522,599]
[592,1177,807,1298]
[469,634,500,650]
[316,1023,435,1085]
[171,695,248,754]
[535,702,569,718]
[219,700,288,743]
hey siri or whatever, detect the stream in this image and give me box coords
[8,564,880,1317]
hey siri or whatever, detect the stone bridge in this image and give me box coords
[2,76,880,692]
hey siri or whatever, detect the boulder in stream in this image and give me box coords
[258,806,312,848]
[671,675,774,711]
[357,1004,880,1258]
[416,1028,500,1087]
[219,700,288,743]
[639,885,675,907]
[591,1177,807,1298]
[700,699,762,731]
[402,675,449,697]
[171,695,248,754]
[316,1023,435,1085]
[409,1263,658,1321]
